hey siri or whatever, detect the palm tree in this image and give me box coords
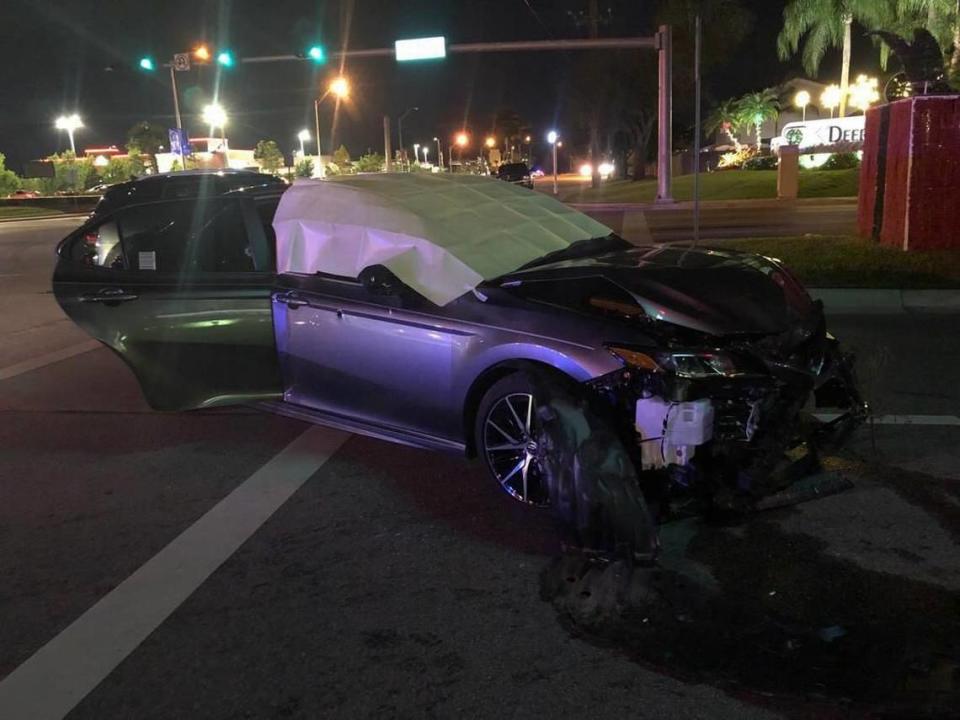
[777,0,890,117]
[736,89,781,152]
[890,0,960,77]
[705,99,744,150]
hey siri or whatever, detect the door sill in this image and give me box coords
[253,400,466,455]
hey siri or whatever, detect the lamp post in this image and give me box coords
[422,146,429,165]
[794,90,811,122]
[202,103,227,146]
[55,114,83,154]
[821,84,842,119]
[433,136,444,170]
[314,75,351,160]
[413,142,420,166]
[523,134,532,162]
[397,107,419,170]
[547,130,559,195]
[454,132,469,170]
[297,129,311,158]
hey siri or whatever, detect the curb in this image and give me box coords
[568,197,858,212]
[0,213,88,224]
[809,287,960,313]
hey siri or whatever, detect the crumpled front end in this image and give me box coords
[587,302,867,515]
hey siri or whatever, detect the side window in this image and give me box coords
[116,199,255,273]
[64,220,125,269]
[255,197,280,269]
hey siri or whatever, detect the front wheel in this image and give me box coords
[475,374,550,507]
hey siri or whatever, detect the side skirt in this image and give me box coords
[253,400,467,455]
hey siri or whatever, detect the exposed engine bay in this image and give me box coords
[587,300,867,521]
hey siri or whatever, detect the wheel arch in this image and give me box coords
[462,359,583,458]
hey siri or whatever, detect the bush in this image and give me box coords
[355,153,384,173]
[294,158,315,178]
[717,146,756,170]
[821,152,860,170]
[742,154,778,170]
[0,152,21,196]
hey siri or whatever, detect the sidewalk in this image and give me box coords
[810,287,960,313]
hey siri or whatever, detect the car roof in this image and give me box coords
[91,169,286,216]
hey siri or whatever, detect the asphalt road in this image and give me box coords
[2,217,960,719]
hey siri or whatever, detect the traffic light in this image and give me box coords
[216,50,235,67]
[138,56,156,71]
[307,45,326,64]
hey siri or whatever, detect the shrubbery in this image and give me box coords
[820,152,860,170]
[742,154,778,170]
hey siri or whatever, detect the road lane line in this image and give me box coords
[0,425,349,720]
[814,413,960,426]
[0,340,101,381]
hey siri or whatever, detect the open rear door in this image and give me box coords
[52,195,282,411]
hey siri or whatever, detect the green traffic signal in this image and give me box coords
[139,56,156,71]
[307,45,326,63]
[217,50,235,67]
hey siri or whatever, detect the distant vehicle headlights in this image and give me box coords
[578,162,616,179]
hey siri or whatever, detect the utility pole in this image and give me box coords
[656,25,673,203]
[383,116,393,171]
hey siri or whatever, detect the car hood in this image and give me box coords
[501,244,816,336]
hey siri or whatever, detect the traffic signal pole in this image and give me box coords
[234,34,672,197]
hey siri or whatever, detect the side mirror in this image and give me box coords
[359,264,402,296]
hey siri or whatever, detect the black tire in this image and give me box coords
[475,372,550,507]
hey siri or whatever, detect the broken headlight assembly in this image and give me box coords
[607,346,744,379]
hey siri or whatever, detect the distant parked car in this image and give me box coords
[496,162,534,189]
[7,189,40,199]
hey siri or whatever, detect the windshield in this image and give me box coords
[511,233,631,272]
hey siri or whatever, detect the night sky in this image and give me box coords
[0,0,881,172]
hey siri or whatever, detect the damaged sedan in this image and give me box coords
[53,171,865,559]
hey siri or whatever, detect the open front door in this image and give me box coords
[52,195,282,411]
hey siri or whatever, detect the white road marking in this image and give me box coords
[0,340,101,381]
[0,425,349,720]
[815,413,960,426]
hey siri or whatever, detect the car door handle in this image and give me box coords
[276,291,308,309]
[79,288,139,304]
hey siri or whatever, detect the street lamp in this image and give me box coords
[55,114,83,154]
[485,136,496,149]
[313,76,352,160]
[433,136,444,170]
[821,84,843,119]
[397,107,419,170]
[794,90,811,122]
[454,132,469,169]
[202,103,227,142]
[413,143,420,165]
[297,129,311,158]
[329,76,350,99]
[547,130,559,195]
[849,74,880,113]
[422,146,429,164]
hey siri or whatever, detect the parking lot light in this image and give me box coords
[55,114,83,154]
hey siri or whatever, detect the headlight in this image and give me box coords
[659,352,741,378]
[607,346,742,378]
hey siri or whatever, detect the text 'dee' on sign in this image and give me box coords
[395,36,446,61]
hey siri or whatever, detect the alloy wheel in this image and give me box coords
[482,392,549,506]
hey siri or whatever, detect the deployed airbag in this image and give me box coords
[273,173,612,305]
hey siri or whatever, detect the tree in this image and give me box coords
[294,158,315,178]
[332,145,352,173]
[126,121,167,171]
[98,156,144,185]
[355,153,385,173]
[705,99,745,151]
[254,140,284,173]
[0,153,21,196]
[777,0,891,117]
[736,89,781,151]
[882,0,959,79]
